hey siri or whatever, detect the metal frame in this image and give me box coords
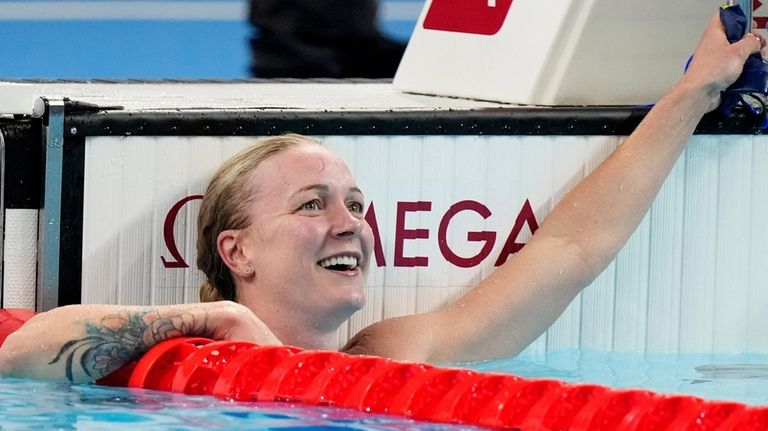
[36,99,65,311]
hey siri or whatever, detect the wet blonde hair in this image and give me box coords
[198,134,321,302]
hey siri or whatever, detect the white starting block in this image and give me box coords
[394,0,724,106]
[0,83,38,115]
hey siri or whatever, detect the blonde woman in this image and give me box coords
[0,14,763,382]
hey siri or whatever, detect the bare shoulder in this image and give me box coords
[341,313,443,363]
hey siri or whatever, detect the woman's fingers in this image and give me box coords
[750,31,767,57]
[744,32,764,52]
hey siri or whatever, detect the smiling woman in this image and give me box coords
[0,12,764,383]
[198,135,372,349]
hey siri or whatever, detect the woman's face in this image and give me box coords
[237,144,373,327]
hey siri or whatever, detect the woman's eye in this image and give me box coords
[301,199,322,211]
[348,201,364,213]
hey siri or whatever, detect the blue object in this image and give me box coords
[718,4,768,127]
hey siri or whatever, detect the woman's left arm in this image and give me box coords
[0,301,280,382]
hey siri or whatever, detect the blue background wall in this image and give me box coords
[0,0,423,79]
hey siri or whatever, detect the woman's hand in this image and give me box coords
[207,301,282,346]
[680,12,766,112]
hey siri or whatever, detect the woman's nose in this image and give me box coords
[330,204,363,238]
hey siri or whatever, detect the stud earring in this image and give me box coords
[242,265,252,275]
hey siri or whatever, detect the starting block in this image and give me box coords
[394,0,723,106]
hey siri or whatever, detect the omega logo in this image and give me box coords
[161,196,539,269]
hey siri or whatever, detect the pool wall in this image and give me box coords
[1,82,767,358]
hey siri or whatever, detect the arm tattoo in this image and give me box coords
[49,307,215,382]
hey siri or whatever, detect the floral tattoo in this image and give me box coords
[49,308,213,382]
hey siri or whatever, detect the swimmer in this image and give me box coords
[0,13,764,382]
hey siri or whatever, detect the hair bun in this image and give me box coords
[199,280,226,302]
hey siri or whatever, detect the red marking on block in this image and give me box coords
[423,0,514,36]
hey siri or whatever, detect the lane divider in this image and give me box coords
[116,337,768,430]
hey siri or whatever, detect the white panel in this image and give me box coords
[82,137,127,304]
[414,136,458,312]
[610,130,651,352]
[748,136,768,352]
[2,209,37,308]
[612,214,650,352]
[713,135,752,352]
[645,154,686,352]
[408,136,512,312]
[151,137,188,306]
[121,137,156,306]
[82,136,252,306]
[679,138,719,353]
[378,138,422,319]
[581,261,616,349]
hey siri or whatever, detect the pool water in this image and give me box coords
[1,350,766,430]
[468,349,768,406]
[0,378,482,431]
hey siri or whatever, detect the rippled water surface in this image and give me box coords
[468,349,768,406]
[0,378,483,430]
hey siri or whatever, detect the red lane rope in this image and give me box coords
[118,337,768,430]
[2,310,765,429]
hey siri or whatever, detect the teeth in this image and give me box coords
[319,255,358,269]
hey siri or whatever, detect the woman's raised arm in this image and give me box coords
[344,13,765,363]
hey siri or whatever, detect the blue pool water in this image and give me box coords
[1,350,766,430]
[0,379,483,430]
[0,378,482,430]
[471,350,768,406]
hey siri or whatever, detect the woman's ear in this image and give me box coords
[217,229,253,278]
